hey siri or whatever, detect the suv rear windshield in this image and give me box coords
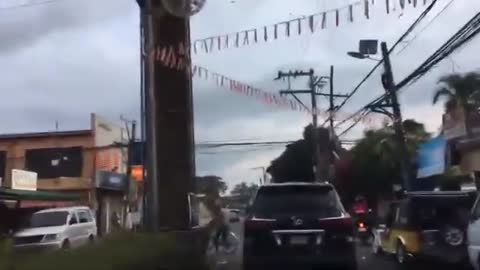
[251,185,343,218]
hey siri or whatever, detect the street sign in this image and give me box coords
[417,136,447,178]
[11,169,37,191]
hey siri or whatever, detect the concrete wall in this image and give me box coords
[91,113,128,173]
[0,133,95,191]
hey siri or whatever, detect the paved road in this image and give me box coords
[213,219,472,270]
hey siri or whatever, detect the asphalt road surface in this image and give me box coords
[212,218,473,270]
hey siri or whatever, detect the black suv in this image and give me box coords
[243,182,357,270]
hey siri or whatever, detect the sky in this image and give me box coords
[0,0,479,191]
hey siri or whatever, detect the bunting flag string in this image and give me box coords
[150,44,391,127]
[191,0,432,55]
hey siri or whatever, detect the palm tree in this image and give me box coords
[433,72,480,137]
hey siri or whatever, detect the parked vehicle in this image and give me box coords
[372,191,475,266]
[242,182,357,270]
[467,192,480,270]
[13,206,97,252]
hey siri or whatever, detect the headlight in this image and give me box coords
[444,227,464,246]
[43,234,59,241]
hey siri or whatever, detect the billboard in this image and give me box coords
[11,169,38,191]
[417,136,447,178]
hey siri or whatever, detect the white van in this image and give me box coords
[13,206,97,252]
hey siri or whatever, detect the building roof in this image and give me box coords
[0,188,81,201]
[0,129,92,140]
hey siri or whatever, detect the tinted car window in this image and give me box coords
[77,211,92,223]
[251,185,342,218]
[30,211,69,228]
[411,195,475,228]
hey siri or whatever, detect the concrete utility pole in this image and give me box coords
[139,0,196,231]
[380,42,411,192]
[277,69,327,181]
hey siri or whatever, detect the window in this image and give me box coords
[25,147,83,178]
[0,151,5,183]
[252,185,343,218]
[30,211,69,227]
[77,210,92,223]
[69,214,79,225]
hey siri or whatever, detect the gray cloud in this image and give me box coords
[0,0,479,187]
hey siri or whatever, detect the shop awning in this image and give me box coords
[0,188,80,201]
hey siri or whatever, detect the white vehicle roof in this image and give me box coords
[35,206,92,214]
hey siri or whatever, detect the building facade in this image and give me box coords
[0,113,134,235]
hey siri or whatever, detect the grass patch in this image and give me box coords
[2,229,212,270]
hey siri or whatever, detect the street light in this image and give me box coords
[347,51,381,61]
[347,40,411,193]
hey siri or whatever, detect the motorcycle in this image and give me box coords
[354,209,374,245]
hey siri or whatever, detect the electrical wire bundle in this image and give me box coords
[336,10,480,138]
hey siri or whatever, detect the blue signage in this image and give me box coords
[417,136,447,178]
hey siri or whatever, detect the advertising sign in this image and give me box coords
[11,169,37,191]
[417,136,447,178]
[96,170,128,192]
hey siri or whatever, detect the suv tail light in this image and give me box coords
[244,217,276,230]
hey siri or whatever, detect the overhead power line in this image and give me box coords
[396,0,455,55]
[338,11,480,137]
[0,0,69,10]
[333,0,439,116]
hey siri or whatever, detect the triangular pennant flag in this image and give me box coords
[364,0,370,19]
[413,0,417,7]
[274,24,278,39]
[386,0,390,14]
[407,0,411,3]
[193,41,198,54]
[321,12,327,29]
[349,5,354,22]
[285,21,291,36]
[191,65,198,77]
[217,36,221,50]
[253,29,258,43]
[235,33,239,47]
[243,31,249,45]
[372,0,375,4]
[400,0,405,9]
[336,9,339,26]
[203,40,209,53]
[423,0,427,5]
[224,35,229,49]
[297,18,302,34]
[309,15,314,32]
[209,38,214,51]
[264,26,268,41]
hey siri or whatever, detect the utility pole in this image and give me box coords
[380,42,410,192]
[141,0,195,231]
[277,69,328,182]
[329,65,335,131]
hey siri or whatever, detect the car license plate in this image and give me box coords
[358,228,367,232]
[290,236,308,245]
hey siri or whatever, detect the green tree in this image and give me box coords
[346,119,430,205]
[195,175,227,196]
[433,71,480,136]
[231,182,259,205]
[267,124,339,182]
